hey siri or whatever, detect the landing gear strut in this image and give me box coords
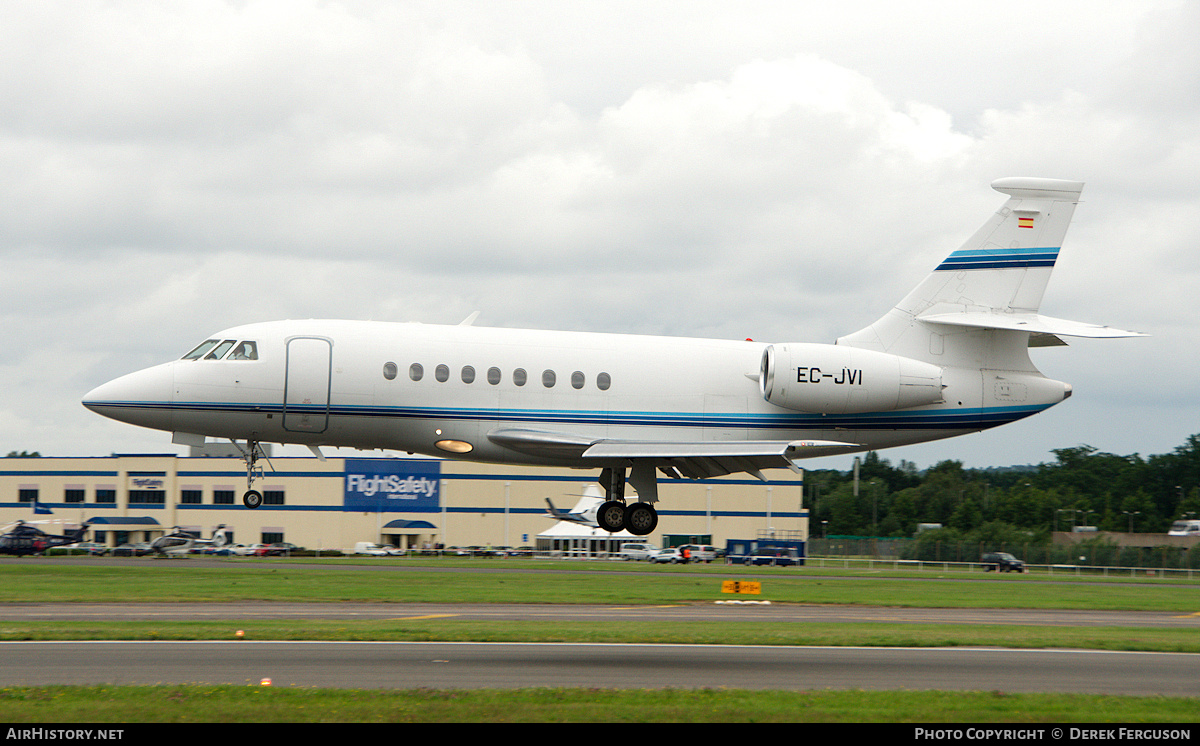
[232,440,270,510]
[595,467,659,536]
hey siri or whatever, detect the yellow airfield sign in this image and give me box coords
[721,580,762,595]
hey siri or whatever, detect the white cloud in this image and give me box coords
[0,0,1196,467]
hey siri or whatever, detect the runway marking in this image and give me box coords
[388,614,460,621]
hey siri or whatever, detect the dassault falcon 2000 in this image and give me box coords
[84,178,1142,536]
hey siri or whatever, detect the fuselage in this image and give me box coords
[82,318,1067,465]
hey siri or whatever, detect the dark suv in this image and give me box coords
[981,552,1026,573]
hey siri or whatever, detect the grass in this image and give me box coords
[4,557,1199,611]
[1,686,1197,723]
[2,557,1198,722]
[0,619,1198,652]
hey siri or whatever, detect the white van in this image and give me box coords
[678,544,718,563]
[1167,520,1200,536]
[619,542,660,561]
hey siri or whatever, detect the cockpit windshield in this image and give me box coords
[181,339,259,361]
[182,340,220,360]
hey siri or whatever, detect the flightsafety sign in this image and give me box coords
[343,459,441,512]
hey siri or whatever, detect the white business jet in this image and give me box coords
[83,178,1142,536]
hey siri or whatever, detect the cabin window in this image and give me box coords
[461,366,476,384]
[382,362,398,380]
[487,367,501,385]
[597,372,611,391]
[409,363,423,381]
[542,370,556,388]
[571,371,585,389]
[435,364,450,383]
[513,368,527,386]
[229,341,258,360]
[182,340,220,360]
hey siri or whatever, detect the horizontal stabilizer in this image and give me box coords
[917,311,1146,339]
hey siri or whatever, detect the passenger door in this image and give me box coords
[283,337,332,433]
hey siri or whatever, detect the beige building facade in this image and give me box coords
[0,455,806,553]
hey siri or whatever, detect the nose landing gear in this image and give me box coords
[232,440,270,510]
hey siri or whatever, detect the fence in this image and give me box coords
[809,537,1200,572]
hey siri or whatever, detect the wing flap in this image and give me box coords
[487,427,858,479]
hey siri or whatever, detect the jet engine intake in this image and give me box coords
[760,343,944,414]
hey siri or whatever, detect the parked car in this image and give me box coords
[650,548,682,564]
[1168,520,1200,536]
[257,542,303,556]
[64,541,109,556]
[351,542,403,556]
[730,547,801,566]
[619,542,661,561]
[678,544,718,563]
[111,542,152,557]
[981,552,1026,573]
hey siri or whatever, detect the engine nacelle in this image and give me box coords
[760,343,944,414]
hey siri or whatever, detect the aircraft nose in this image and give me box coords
[82,363,176,431]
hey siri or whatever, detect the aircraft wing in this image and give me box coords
[488,428,858,480]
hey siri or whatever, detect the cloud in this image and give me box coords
[0,0,1196,467]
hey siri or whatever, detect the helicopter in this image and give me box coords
[150,525,231,557]
[0,520,90,557]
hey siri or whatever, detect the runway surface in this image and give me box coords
[1,602,1197,695]
[1,640,1196,695]
[3,558,1197,695]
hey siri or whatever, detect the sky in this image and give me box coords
[2,0,1197,472]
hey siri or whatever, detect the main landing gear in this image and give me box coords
[595,467,659,536]
[232,440,270,510]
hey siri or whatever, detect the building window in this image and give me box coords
[65,489,85,503]
[264,490,285,505]
[214,490,235,505]
[129,491,165,505]
[96,489,116,504]
[262,532,284,544]
[181,490,203,504]
[18,489,37,503]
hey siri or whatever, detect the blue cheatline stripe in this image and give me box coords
[88,399,1053,432]
[935,247,1059,271]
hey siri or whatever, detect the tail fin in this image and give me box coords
[839,177,1143,368]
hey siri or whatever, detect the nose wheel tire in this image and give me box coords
[243,490,263,509]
